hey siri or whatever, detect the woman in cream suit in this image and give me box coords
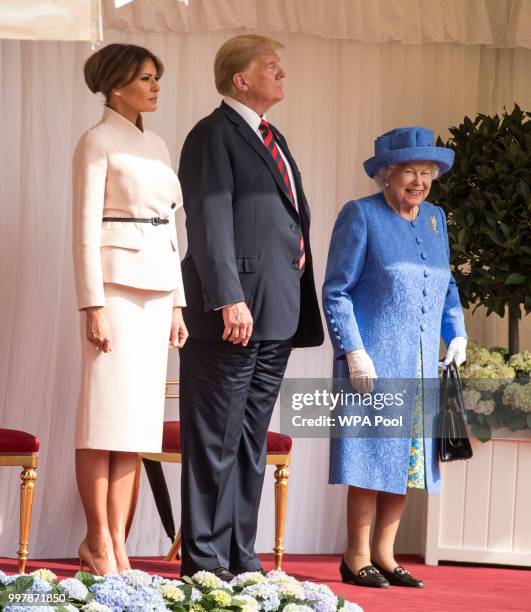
[72,43,187,575]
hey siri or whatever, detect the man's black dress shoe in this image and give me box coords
[208,567,236,582]
[339,559,390,588]
[371,561,424,588]
[230,567,266,576]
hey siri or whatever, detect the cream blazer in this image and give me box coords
[72,106,186,310]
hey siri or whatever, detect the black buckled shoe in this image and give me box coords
[339,559,390,588]
[371,562,424,588]
[209,567,236,582]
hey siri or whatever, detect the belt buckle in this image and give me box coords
[151,217,160,226]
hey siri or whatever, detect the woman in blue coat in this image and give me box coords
[323,127,467,588]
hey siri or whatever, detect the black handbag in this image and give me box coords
[437,361,473,462]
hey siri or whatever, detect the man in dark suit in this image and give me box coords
[178,34,324,580]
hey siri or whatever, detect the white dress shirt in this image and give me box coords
[223,96,299,210]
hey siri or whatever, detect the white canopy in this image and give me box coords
[1,0,530,48]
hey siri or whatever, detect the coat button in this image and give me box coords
[171,202,176,209]
[292,258,299,268]
[340,343,344,350]
[335,335,341,340]
[420,323,426,332]
[330,318,335,324]
[422,306,427,314]
[411,221,416,228]
[423,288,428,296]
[424,270,430,277]
[416,237,422,244]
[421,252,427,260]
[333,327,338,332]
[290,223,299,231]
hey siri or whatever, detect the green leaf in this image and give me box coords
[74,571,101,588]
[486,414,499,429]
[471,423,491,442]
[505,273,527,285]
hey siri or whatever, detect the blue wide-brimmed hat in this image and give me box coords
[363,127,455,178]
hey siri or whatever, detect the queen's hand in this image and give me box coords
[346,349,377,394]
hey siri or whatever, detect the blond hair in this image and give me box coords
[214,35,284,96]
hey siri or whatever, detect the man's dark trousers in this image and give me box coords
[179,337,292,576]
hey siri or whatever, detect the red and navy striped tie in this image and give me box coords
[259,119,306,274]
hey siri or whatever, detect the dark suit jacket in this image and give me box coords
[178,102,323,348]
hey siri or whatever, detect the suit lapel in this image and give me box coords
[221,103,299,219]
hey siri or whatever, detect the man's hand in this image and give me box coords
[222,302,253,346]
[85,306,113,353]
[170,307,189,349]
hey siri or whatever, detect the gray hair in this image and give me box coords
[374,162,440,189]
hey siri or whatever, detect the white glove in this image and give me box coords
[346,349,377,394]
[440,336,467,368]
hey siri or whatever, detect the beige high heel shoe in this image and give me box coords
[78,539,99,575]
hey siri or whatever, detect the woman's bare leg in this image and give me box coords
[344,486,378,572]
[75,449,118,575]
[107,451,138,572]
[371,490,407,570]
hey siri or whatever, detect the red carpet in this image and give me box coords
[1,554,530,611]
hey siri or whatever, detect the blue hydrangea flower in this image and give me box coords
[241,582,280,611]
[301,581,337,612]
[136,585,169,611]
[90,576,145,610]
[27,577,53,594]
[59,577,89,601]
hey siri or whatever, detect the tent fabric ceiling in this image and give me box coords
[103,0,531,48]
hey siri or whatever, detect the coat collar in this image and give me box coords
[102,105,144,134]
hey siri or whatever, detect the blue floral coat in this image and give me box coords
[322,192,466,494]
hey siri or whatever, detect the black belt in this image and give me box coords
[102,217,169,225]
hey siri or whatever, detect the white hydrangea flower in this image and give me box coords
[209,588,233,606]
[159,583,185,603]
[462,388,481,411]
[230,571,266,587]
[234,594,260,612]
[503,382,531,413]
[508,351,531,374]
[30,568,57,583]
[59,577,89,601]
[82,602,114,612]
[339,603,364,612]
[473,399,495,415]
[265,570,289,581]
[276,581,305,599]
[191,586,203,601]
[192,570,223,590]
[120,569,152,588]
[282,605,314,612]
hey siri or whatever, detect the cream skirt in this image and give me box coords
[75,283,173,452]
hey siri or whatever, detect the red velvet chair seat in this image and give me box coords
[0,428,40,454]
[162,421,292,454]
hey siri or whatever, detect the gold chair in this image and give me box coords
[127,381,292,571]
[0,428,39,573]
